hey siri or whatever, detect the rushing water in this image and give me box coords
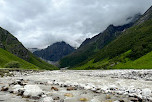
[0,70,152,102]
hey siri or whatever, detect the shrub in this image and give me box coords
[4,61,20,68]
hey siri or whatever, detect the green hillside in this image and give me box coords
[60,22,136,68]
[0,27,58,70]
[114,51,152,69]
[72,50,152,70]
[72,6,152,70]
[29,53,58,70]
[0,48,38,69]
[60,13,141,68]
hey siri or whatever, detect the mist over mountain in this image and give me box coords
[60,13,141,68]
[0,0,152,48]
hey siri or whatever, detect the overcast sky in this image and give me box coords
[0,0,152,48]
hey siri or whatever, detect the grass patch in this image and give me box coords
[0,48,39,69]
[114,51,152,69]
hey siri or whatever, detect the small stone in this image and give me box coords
[53,96,60,100]
[67,86,76,91]
[60,99,64,102]
[17,89,24,96]
[130,97,139,102]
[106,94,111,99]
[79,98,88,101]
[64,85,67,87]
[119,100,125,102]
[1,86,9,91]
[51,87,59,91]
[64,93,73,97]
[104,100,112,102]
[9,91,13,93]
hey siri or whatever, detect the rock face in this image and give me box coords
[136,6,152,25]
[0,27,29,60]
[34,41,75,62]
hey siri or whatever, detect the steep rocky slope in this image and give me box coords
[0,27,57,70]
[34,41,75,62]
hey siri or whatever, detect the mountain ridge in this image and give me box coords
[34,41,75,62]
[72,6,152,70]
[60,13,141,68]
[0,26,58,70]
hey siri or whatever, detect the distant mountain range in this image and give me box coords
[33,41,75,62]
[1,6,152,70]
[60,6,152,69]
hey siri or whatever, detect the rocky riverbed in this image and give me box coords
[0,70,152,102]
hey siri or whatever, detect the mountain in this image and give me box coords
[33,41,75,62]
[60,14,141,68]
[71,6,152,70]
[0,27,58,70]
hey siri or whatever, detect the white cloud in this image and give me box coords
[0,0,152,48]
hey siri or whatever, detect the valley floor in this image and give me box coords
[0,70,152,102]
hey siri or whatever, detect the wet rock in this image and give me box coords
[63,85,68,87]
[17,89,24,96]
[130,97,139,102]
[9,91,13,93]
[1,86,9,91]
[9,79,26,86]
[67,86,76,91]
[53,96,60,100]
[12,84,23,94]
[51,87,59,91]
[119,100,125,102]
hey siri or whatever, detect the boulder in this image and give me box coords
[23,85,43,99]
[142,88,151,97]
[51,87,59,91]
[41,97,53,102]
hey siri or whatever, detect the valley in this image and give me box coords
[0,1,152,102]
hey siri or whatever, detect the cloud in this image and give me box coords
[0,0,152,48]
